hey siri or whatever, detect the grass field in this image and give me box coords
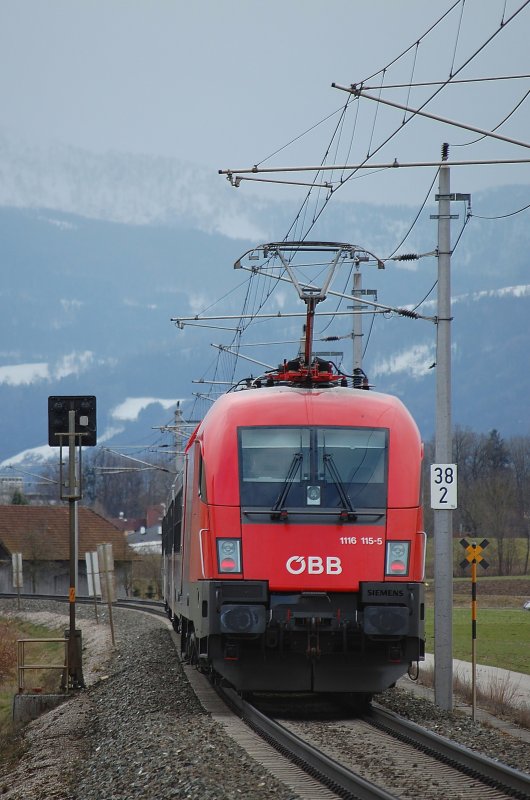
[425,608,530,674]
[424,576,530,675]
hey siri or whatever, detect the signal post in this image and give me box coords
[48,395,97,689]
[460,538,489,721]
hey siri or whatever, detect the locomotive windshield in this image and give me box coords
[239,426,387,516]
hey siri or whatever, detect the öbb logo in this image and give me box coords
[286,556,342,575]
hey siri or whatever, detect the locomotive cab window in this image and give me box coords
[239,426,388,516]
[198,448,208,502]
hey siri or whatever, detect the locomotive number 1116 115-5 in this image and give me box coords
[339,536,384,545]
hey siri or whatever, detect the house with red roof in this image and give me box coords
[0,505,134,597]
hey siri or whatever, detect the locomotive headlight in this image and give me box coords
[217,538,242,573]
[220,604,266,633]
[385,541,410,576]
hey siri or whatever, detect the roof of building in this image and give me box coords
[109,516,145,533]
[146,504,164,528]
[109,505,165,534]
[126,526,162,549]
[0,505,133,562]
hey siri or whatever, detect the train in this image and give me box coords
[162,357,426,698]
[163,240,425,698]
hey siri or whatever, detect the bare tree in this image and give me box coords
[83,450,174,519]
[423,427,529,576]
[508,435,530,573]
[479,471,517,574]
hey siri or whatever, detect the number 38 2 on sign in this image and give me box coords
[430,463,458,509]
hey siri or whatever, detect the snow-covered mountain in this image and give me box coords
[0,129,273,240]
[1,133,529,467]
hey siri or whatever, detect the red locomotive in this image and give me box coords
[163,243,425,698]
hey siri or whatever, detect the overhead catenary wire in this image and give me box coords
[358,0,463,84]
[402,42,420,125]
[253,105,349,168]
[211,343,275,371]
[220,0,530,247]
[173,302,434,326]
[109,12,502,454]
[100,448,176,474]
[222,157,530,176]
[360,73,530,90]
[236,2,529,260]
[471,200,530,219]
[198,2,530,402]
[334,85,530,151]
[385,169,440,260]
[366,69,387,158]
[452,87,530,147]
[228,0,524,184]
[451,202,472,252]
[449,0,467,78]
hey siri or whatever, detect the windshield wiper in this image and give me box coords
[323,453,357,522]
[271,452,303,520]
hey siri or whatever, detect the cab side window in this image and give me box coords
[198,449,208,502]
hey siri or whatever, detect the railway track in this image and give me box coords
[0,591,167,618]
[218,683,396,800]
[213,685,530,800]
[366,704,530,799]
[3,594,529,799]
[177,647,530,800]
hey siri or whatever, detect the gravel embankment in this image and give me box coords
[1,598,529,799]
[0,599,295,800]
[378,686,530,774]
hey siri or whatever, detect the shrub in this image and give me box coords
[0,620,18,684]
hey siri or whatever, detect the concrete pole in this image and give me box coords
[434,156,454,711]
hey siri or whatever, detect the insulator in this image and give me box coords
[396,253,418,261]
[397,307,419,319]
[441,142,449,161]
[353,367,364,389]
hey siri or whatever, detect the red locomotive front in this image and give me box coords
[163,383,425,697]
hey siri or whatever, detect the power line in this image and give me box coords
[362,73,530,89]
[472,201,530,219]
[203,2,530,392]
[228,0,530,245]
[335,85,530,150]
[452,88,530,147]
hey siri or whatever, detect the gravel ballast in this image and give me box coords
[0,598,528,799]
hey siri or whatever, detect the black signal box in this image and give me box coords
[48,396,97,447]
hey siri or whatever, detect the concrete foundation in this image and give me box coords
[12,693,68,726]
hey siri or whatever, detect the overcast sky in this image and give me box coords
[1,1,530,205]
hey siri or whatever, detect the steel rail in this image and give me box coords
[219,685,397,800]
[0,592,167,618]
[219,687,530,800]
[367,704,530,800]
